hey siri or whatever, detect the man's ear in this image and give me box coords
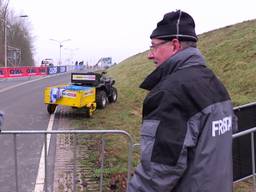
[171,38,181,50]
[170,38,181,53]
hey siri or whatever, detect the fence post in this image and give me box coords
[13,134,19,192]
[251,133,256,190]
[73,133,77,192]
[44,133,48,192]
[100,137,105,192]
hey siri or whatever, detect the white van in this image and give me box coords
[41,58,54,67]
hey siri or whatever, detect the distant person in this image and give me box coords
[79,61,84,66]
[0,111,4,131]
[127,10,237,192]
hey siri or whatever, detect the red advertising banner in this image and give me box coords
[0,68,7,78]
[0,66,48,78]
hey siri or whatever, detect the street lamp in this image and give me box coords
[49,38,71,66]
[1,15,28,68]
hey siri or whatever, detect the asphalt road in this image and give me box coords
[0,74,70,192]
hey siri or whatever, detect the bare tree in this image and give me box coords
[8,12,35,66]
[0,0,34,67]
[0,0,9,66]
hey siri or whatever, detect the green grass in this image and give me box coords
[198,19,256,105]
[71,18,256,191]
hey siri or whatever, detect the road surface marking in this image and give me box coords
[34,113,55,192]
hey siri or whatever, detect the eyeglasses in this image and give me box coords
[149,41,169,51]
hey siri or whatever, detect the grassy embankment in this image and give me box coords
[71,19,256,191]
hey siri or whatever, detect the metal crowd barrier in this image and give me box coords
[233,127,256,190]
[2,128,256,191]
[131,128,256,191]
[0,130,134,192]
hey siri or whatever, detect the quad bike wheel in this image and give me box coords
[96,90,108,109]
[108,87,118,103]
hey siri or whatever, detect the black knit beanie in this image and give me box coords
[150,10,197,42]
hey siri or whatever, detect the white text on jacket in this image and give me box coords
[212,116,232,137]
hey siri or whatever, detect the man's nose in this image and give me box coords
[147,51,154,60]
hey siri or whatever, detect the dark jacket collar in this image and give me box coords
[140,47,206,90]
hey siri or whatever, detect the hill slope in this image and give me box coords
[198,19,256,105]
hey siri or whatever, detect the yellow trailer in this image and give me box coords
[44,85,97,117]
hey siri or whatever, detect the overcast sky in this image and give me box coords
[8,0,256,66]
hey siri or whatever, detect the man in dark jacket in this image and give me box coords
[127,10,237,192]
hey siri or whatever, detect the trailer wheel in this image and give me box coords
[47,104,57,114]
[96,90,107,109]
[108,87,118,103]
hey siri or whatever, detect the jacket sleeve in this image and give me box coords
[127,89,192,192]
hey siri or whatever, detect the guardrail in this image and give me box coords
[0,130,134,192]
